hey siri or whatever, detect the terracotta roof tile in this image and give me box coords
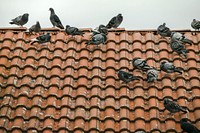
[0,28,199,132]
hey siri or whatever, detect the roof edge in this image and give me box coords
[0,27,194,32]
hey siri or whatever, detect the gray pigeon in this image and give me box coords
[30,33,51,45]
[92,24,108,35]
[132,58,151,71]
[171,32,192,45]
[9,13,29,27]
[170,40,189,58]
[164,98,187,115]
[65,25,84,36]
[180,118,200,133]
[85,33,107,47]
[191,19,200,35]
[157,23,172,37]
[49,8,64,29]
[29,21,41,33]
[106,14,123,29]
[146,68,158,83]
[160,61,182,74]
[117,70,140,83]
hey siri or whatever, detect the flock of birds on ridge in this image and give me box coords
[7,8,200,132]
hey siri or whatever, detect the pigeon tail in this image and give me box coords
[9,22,15,24]
[131,76,140,81]
[174,68,182,74]
[182,38,193,45]
[180,106,187,113]
[106,24,112,29]
[58,24,64,29]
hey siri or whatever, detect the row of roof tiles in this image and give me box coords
[0,28,199,132]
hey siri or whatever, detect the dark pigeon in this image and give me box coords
[132,57,151,71]
[49,8,64,29]
[117,70,140,83]
[170,40,189,58]
[9,13,29,27]
[92,24,108,35]
[191,19,200,35]
[171,32,192,45]
[160,61,182,74]
[157,23,172,37]
[180,118,200,133]
[164,98,187,115]
[85,33,107,47]
[29,21,41,33]
[30,33,51,45]
[106,14,123,29]
[146,68,158,83]
[65,25,84,36]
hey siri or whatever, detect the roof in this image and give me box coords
[0,27,199,133]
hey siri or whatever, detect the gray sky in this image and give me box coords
[0,0,200,30]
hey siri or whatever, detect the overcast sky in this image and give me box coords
[0,0,200,30]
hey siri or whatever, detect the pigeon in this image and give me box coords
[180,118,200,133]
[30,33,51,45]
[146,68,158,83]
[171,32,192,45]
[170,41,189,58]
[164,98,187,115]
[49,8,64,29]
[157,23,172,37]
[92,24,108,35]
[191,19,200,34]
[160,61,182,74]
[65,25,84,36]
[29,21,41,33]
[85,33,107,47]
[132,58,151,71]
[106,14,123,29]
[117,70,140,83]
[9,13,29,27]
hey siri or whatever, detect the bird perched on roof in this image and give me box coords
[146,67,158,83]
[30,33,51,45]
[92,24,108,35]
[170,40,189,58]
[132,58,152,71]
[106,14,123,29]
[157,23,172,37]
[160,61,182,74]
[191,19,200,35]
[164,98,187,115]
[117,70,140,83]
[29,21,41,33]
[180,118,200,133]
[85,33,107,47]
[65,25,84,37]
[9,13,29,27]
[49,8,64,29]
[171,32,192,45]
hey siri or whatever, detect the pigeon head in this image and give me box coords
[117,70,123,74]
[118,13,122,16]
[164,98,170,104]
[49,8,55,13]
[65,25,70,28]
[22,13,29,18]
[180,118,188,123]
[163,23,166,26]
[132,57,141,63]
[160,61,167,66]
